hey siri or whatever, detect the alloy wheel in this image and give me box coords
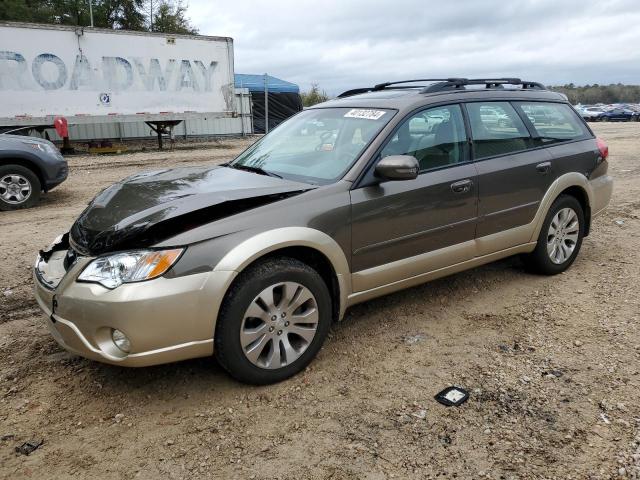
[240,282,319,369]
[546,207,579,264]
[0,174,32,204]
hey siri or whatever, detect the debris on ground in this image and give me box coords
[401,333,428,345]
[15,440,43,456]
[434,386,470,407]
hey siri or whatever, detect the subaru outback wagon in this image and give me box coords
[34,78,613,384]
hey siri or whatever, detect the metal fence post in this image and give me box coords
[239,91,245,137]
[264,73,269,134]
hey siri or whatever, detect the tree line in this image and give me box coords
[300,83,329,107]
[0,0,197,34]
[549,83,640,105]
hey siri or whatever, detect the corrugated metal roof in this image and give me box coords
[234,74,300,93]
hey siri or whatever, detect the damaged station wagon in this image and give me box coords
[34,78,613,384]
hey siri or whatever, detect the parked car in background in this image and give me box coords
[576,106,606,122]
[479,105,512,127]
[0,134,67,211]
[600,107,636,122]
[33,77,613,384]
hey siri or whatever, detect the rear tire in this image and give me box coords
[0,164,41,211]
[215,257,332,385]
[522,195,585,275]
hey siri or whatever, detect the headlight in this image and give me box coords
[78,249,183,289]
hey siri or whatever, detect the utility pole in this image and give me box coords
[88,0,94,27]
[149,0,153,31]
[264,73,269,134]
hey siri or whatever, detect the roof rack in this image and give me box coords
[337,77,546,98]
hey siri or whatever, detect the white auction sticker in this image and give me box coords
[344,109,386,120]
[444,389,466,403]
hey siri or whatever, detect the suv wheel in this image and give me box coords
[0,164,41,211]
[215,257,332,384]
[523,194,584,275]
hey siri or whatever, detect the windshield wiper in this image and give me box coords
[228,164,283,179]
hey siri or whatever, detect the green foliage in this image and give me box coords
[0,0,54,23]
[550,84,640,105]
[149,1,198,35]
[0,0,195,34]
[100,0,146,30]
[301,83,330,107]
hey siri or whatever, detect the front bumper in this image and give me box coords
[43,162,68,191]
[33,248,237,367]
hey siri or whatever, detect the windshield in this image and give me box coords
[230,107,394,184]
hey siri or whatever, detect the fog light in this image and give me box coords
[111,329,130,353]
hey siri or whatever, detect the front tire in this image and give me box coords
[0,164,41,211]
[523,195,585,275]
[215,257,332,385]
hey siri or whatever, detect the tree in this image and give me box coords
[148,0,198,34]
[97,0,146,30]
[0,0,53,23]
[0,0,196,33]
[550,84,640,105]
[300,83,329,107]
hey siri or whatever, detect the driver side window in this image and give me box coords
[380,104,468,172]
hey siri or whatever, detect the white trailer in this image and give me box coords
[0,22,251,147]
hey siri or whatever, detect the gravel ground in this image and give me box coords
[0,124,639,479]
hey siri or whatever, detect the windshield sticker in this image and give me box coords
[344,109,386,120]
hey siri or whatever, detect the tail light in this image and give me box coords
[596,137,609,160]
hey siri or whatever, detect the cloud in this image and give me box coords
[189,0,640,94]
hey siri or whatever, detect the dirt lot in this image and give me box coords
[1,125,639,479]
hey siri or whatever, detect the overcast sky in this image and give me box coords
[189,0,640,94]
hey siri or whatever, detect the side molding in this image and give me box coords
[214,227,352,319]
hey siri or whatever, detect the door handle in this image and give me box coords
[451,179,473,194]
[536,161,551,174]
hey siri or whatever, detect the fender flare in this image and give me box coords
[214,227,352,319]
[529,172,593,243]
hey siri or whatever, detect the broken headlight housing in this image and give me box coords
[77,249,183,289]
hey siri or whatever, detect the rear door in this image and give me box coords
[515,101,595,184]
[465,101,553,253]
[350,104,478,289]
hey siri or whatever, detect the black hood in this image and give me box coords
[70,166,312,255]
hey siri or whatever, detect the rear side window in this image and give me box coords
[466,102,532,159]
[380,104,468,172]
[515,102,589,145]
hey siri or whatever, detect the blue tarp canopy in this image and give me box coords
[234,74,300,94]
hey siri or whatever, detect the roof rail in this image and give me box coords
[337,77,546,98]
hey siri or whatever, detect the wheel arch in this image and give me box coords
[0,156,45,191]
[559,185,591,236]
[214,227,351,320]
[530,172,594,242]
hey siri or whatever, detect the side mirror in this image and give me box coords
[374,155,419,181]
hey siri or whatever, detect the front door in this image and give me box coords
[350,104,478,291]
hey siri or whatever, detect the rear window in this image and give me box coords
[515,102,589,145]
